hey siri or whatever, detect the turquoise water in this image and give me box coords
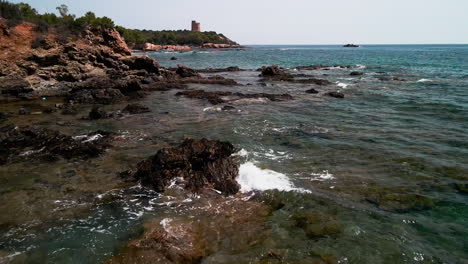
[1,45,468,263]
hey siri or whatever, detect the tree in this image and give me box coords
[56,4,68,17]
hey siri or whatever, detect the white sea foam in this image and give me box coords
[417,79,432,83]
[356,64,366,69]
[160,218,173,233]
[237,162,307,193]
[336,82,350,88]
[310,170,335,181]
[237,162,294,192]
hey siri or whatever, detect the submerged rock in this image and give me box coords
[122,138,240,195]
[0,125,114,165]
[88,106,109,120]
[350,71,364,76]
[122,103,151,114]
[292,78,332,85]
[305,88,319,94]
[293,211,342,238]
[327,91,345,98]
[107,197,270,264]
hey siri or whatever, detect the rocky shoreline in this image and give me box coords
[0,20,432,264]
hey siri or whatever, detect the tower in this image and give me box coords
[191,20,201,32]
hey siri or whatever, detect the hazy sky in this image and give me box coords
[10,0,468,44]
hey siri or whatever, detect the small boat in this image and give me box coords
[343,44,360,48]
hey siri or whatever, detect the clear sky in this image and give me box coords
[9,0,468,44]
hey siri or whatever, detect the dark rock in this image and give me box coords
[260,65,283,76]
[260,65,293,80]
[350,71,364,76]
[180,76,238,85]
[176,64,200,78]
[61,104,79,115]
[122,138,240,195]
[115,79,142,95]
[196,66,244,73]
[18,107,31,115]
[0,125,114,165]
[69,88,125,104]
[222,105,236,111]
[170,56,178,60]
[28,54,66,67]
[327,91,345,98]
[0,78,34,96]
[305,88,319,94]
[122,56,160,74]
[122,104,151,114]
[0,112,7,123]
[293,78,332,85]
[343,44,359,47]
[176,90,293,105]
[88,106,109,120]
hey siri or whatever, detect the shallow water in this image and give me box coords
[1,45,468,263]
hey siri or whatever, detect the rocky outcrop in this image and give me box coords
[260,65,293,80]
[0,125,114,164]
[0,23,162,102]
[201,43,241,49]
[135,43,192,52]
[175,64,200,78]
[175,90,293,105]
[121,56,160,74]
[121,138,240,195]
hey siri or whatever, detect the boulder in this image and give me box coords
[260,65,284,76]
[176,64,200,78]
[122,138,240,195]
[170,57,178,60]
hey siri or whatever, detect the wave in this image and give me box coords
[417,79,433,83]
[336,82,350,88]
[237,162,308,193]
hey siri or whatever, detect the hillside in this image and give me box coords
[116,27,239,47]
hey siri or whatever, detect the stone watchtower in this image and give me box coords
[191,20,201,32]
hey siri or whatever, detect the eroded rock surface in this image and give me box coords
[0,125,114,164]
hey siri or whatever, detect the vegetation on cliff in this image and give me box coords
[115,27,237,47]
[0,1,237,47]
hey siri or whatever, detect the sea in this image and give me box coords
[0,45,467,263]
